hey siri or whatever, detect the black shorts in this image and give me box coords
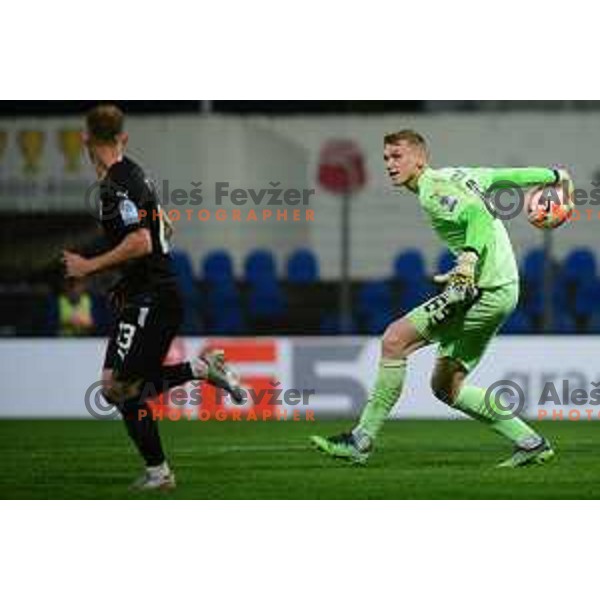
[103,291,183,380]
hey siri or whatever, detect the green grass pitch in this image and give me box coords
[1,419,599,499]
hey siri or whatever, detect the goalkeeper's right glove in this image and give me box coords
[553,166,575,202]
[433,250,480,306]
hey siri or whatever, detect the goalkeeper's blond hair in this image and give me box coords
[384,130,428,156]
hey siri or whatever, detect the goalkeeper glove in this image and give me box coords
[554,167,575,201]
[433,250,480,305]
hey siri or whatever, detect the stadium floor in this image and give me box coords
[1,419,599,499]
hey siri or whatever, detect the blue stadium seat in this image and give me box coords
[357,282,393,317]
[574,280,600,320]
[553,312,576,334]
[202,250,235,283]
[523,274,574,321]
[364,310,395,334]
[437,250,455,275]
[286,249,319,283]
[209,309,245,334]
[522,248,546,284]
[205,281,240,315]
[204,281,245,333]
[320,313,357,334]
[399,281,435,312]
[245,249,277,283]
[171,249,197,297]
[393,250,434,311]
[357,281,397,332]
[171,249,201,333]
[563,248,596,284]
[501,309,532,334]
[393,249,427,282]
[521,280,544,320]
[248,281,287,320]
[588,313,600,333]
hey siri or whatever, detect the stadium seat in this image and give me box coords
[204,282,245,333]
[320,313,357,334]
[244,249,277,283]
[553,312,576,334]
[205,281,240,314]
[562,248,596,284]
[392,250,435,312]
[171,249,197,297]
[209,309,245,334]
[393,249,427,282]
[202,250,235,283]
[521,281,545,320]
[574,280,599,320]
[364,310,396,334]
[286,249,319,283]
[535,279,570,317]
[522,248,547,284]
[246,279,288,334]
[356,281,397,333]
[588,313,600,333]
[399,281,435,312]
[247,281,287,320]
[357,281,393,317]
[437,250,455,275]
[171,249,201,333]
[501,309,532,334]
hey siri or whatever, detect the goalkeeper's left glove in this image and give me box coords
[433,250,480,305]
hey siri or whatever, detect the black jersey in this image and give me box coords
[99,156,177,298]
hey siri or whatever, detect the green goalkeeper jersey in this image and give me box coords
[417,166,558,289]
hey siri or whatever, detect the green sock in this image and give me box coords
[354,358,406,444]
[454,385,541,446]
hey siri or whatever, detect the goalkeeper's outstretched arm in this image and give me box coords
[483,167,566,189]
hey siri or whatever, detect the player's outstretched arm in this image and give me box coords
[483,167,568,189]
[62,229,152,278]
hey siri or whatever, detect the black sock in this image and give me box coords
[158,362,195,389]
[115,363,194,467]
[118,400,165,467]
[140,362,195,398]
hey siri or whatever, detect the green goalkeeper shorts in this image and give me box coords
[406,282,519,372]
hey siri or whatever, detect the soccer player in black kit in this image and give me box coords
[63,104,244,490]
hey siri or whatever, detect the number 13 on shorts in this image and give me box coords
[116,322,136,361]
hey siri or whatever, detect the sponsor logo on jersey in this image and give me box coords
[119,198,139,225]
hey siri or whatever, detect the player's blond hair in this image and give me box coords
[384,130,428,154]
[86,104,124,144]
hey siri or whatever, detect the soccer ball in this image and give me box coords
[525,183,574,229]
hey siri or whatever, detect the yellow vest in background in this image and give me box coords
[58,294,93,336]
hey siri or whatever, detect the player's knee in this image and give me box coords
[430,374,455,405]
[101,380,119,405]
[431,358,467,405]
[103,375,143,404]
[381,324,411,359]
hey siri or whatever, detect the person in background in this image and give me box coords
[58,278,95,336]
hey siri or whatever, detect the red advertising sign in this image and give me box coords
[318,139,367,195]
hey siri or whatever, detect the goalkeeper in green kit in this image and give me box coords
[311,129,573,468]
